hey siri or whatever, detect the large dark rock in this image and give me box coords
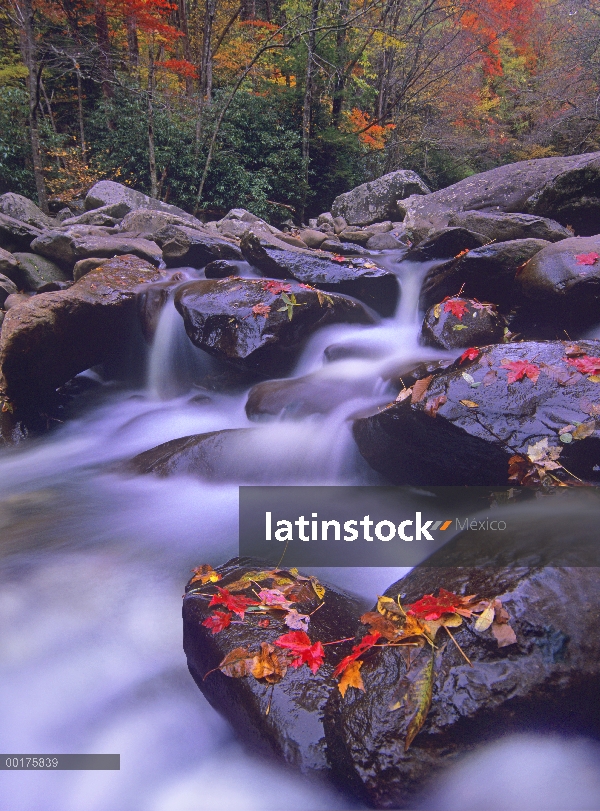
[331,170,430,226]
[407,228,489,260]
[353,340,600,486]
[119,208,206,237]
[11,252,71,291]
[515,236,600,328]
[420,239,549,311]
[29,231,162,270]
[448,211,572,243]
[420,297,507,350]
[323,514,600,808]
[240,233,399,317]
[204,259,239,279]
[0,255,166,407]
[0,213,43,252]
[0,247,19,278]
[0,274,18,307]
[154,224,242,268]
[183,558,361,773]
[175,277,375,377]
[400,152,600,236]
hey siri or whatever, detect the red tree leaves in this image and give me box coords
[262,280,292,295]
[443,298,469,319]
[407,589,470,621]
[332,632,382,678]
[208,587,260,618]
[501,358,541,383]
[565,355,600,375]
[575,252,599,266]
[274,631,325,674]
[460,347,480,364]
[202,610,232,634]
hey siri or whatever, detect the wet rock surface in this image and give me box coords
[11,252,71,291]
[353,340,600,485]
[407,227,488,260]
[420,239,549,311]
[175,277,375,377]
[183,558,362,773]
[0,255,165,407]
[240,233,399,316]
[29,231,162,270]
[323,517,600,808]
[421,297,507,350]
[448,211,573,243]
[331,170,430,226]
[155,224,242,267]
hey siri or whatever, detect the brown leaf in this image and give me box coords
[579,398,600,417]
[491,621,517,647]
[483,370,497,387]
[189,564,221,585]
[360,611,401,640]
[459,399,479,408]
[573,420,596,439]
[411,375,433,404]
[251,642,289,683]
[396,650,435,751]
[564,344,584,357]
[396,387,413,403]
[424,394,447,417]
[338,659,365,697]
[540,363,581,386]
[219,647,255,678]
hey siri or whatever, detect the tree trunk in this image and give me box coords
[331,0,349,127]
[94,0,113,100]
[76,70,86,155]
[148,40,158,199]
[18,0,48,212]
[241,0,256,20]
[194,0,217,152]
[126,15,139,70]
[300,0,320,221]
[178,0,193,96]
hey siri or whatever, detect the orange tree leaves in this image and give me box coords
[338,660,365,698]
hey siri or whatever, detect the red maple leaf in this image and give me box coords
[443,298,469,319]
[202,610,232,634]
[407,589,464,621]
[332,631,382,678]
[565,355,600,375]
[251,303,271,318]
[460,347,480,364]
[575,252,599,266]
[208,587,260,618]
[274,630,325,674]
[501,359,541,384]
[263,280,292,295]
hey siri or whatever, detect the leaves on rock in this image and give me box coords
[190,564,221,585]
[575,252,599,265]
[390,649,435,751]
[565,354,600,375]
[277,292,305,320]
[443,298,469,319]
[251,642,290,683]
[218,647,256,678]
[274,630,325,674]
[459,399,479,408]
[262,280,291,295]
[202,610,233,634]
[460,347,479,364]
[411,375,433,404]
[209,586,260,618]
[424,394,447,417]
[338,659,365,698]
[284,608,310,630]
[501,359,541,384]
[252,302,271,318]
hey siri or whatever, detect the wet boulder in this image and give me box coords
[240,233,399,317]
[323,514,600,808]
[183,557,361,773]
[353,340,600,486]
[0,247,19,279]
[399,152,600,235]
[448,211,572,243]
[331,170,430,226]
[85,179,200,224]
[0,274,18,307]
[60,203,131,226]
[407,227,489,260]
[11,252,71,291]
[420,239,549,311]
[119,208,206,237]
[420,297,507,350]
[154,224,242,268]
[204,259,240,279]
[29,231,162,270]
[175,277,375,377]
[0,255,166,407]
[515,236,600,329]
[0,213,43,252]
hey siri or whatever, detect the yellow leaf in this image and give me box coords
[459,399,479,408]
[404,651,434,750]
[433,303,441,319]
[573,420,595,439]
[311,577,325,601]
[474,602,495,632]
[338,659,365,697]
[588,375,600,383]
[440,612,463,628]
[377,595,406,619]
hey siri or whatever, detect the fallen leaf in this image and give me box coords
[219,647,255,678]
[444,299,469,319]
[453,324,468,331]
[338,659,365,697]
[263,280,292,295]
[483,370,497,386]
[333,632,382,678]
[274,631,325,674]
[412,375,433,403]
[310,577,326,601]
[573,420,596,439]
[474,602,495,632]
[540,363,581,386]
[588,375,600,383]
[396,387,413,403]
[459,399,479,408]
[258,618,270,628]
[424,394,447,417]
[527,437,562,470]
[407,589,468,621]
[251,642,290,683]
[580,398,600,417]
[565,355,600,375]
[460,347,480,364]
[433,303,441,319]
[258,588,293,608]
[462,372,475,384]
[190,564,221,585]
[575,252,599,265]
[202,610,232,634]
[501,359,541,384]
[251,303,271,318]
[360,611,402,640]
[491,621,517,647]
[284,609,310,631]
[209,587,260,618]
[377,595,406,620]
[402,651,435,750]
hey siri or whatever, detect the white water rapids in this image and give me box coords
[1,253,599,810]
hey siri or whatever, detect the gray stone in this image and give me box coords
[332,216,348,234]
[0,192,54,229]
[399,151,600,236]
[154,224,242,268]
[0,213,43,252]
[30,232,162,269]
[0,247,19,278]
[332,170,430,226]
[317,212,334,227]
[0,274,18,307]
[55,207,74,223]
[363,221,394,234]
[448,210,573,243]
[73,258,108,281]
[365,232,404,250]
[339,229,371,246]
[120,208,206,236]
[406,227,489,260]
[12,252,71,291]
[60,203,131,226]
[3,292,33,310]
[84,180,199,224]
[298,229,328,248]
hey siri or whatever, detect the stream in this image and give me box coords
[1,251,599,810]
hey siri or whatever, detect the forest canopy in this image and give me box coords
[1,0,599,221]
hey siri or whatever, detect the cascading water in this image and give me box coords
[1,250,599,811]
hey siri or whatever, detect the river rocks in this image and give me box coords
[407,227,489,260]
[421,297,507,350]
[240,233,399,316]
[119,208,206,238]
[0,247,19,278]
[204,259,239,279]
[154,224,242,268]
[299,229,328,248]
[175,277,375,377]
[323,528,600,807]
[85,179,199,224]
[183,558,361,773]
[60,203,131,227]
[365,232,404,251]
[448,211,572,243]
[73,257,108,281]
[353,340,600,486]
[0,274,18,307]
[332,170,430,226]
[246,370,377,421]
[420,239,549,311]
[0,192,55,229]
[0,213,43,251]
[515,236,600,327]
[339,229,371,246]
[29,231,162,270]
[0,255,165,407]
[11,252,70,291]
[399,152,600,235]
